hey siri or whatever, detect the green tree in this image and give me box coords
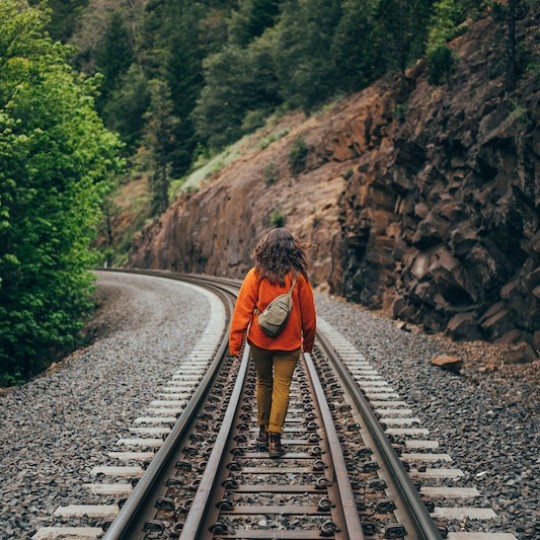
[0,0,121,386]
[161,2,206,174]
[273,0,342,109]
[193,31,281,149]
[229,0,281,46]
[102,64,150,151]
[373,0,434,75]
[143,79,179,215]
[143,1,231,173]
[331,0,379,92]
[42,0,89,42]
[193,45,248,149]
[95,11,134,111]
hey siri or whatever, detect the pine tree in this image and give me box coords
[274,0,342,109]
[229,0,281,46]
[95,11,134,111]
[373,0,434,75]
[143,79,179,215]
[45,0,89,42]
[102,64,150,150]
[331,0,379,93]
[162,2,206,174]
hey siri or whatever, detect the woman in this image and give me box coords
[229,227,316,458]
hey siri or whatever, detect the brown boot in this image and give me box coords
[255,425,268,450]
[268,432,287,458]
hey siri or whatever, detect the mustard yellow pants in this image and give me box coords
[250,344,300,435]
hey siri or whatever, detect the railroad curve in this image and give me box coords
[2,270,520,540]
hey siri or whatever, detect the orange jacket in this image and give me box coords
[229,268,316,356]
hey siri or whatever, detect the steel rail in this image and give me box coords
[100,267,241,296]
[303,352,365,540]
[179,344,251,539]
[315,332,443,540]
[102,276,236,540]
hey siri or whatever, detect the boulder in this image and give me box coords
[450,228,479,257]
[431,355,464,372]
[480,304,515,339]
[504,342,537,364]
[446,313,483,341]
[410,252,431,280]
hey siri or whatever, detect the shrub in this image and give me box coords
[242,109,267,133]
[428,45,455,85]
[489,1,508,21]
[288,136,309,176]
[270,209,286,227]
[263,162,279,186]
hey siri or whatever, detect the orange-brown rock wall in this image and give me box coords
[338,15,539,357]
[129,12,539,357]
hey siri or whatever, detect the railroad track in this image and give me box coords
[32,271,517,540]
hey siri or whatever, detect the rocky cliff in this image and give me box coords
[129,12,540,359]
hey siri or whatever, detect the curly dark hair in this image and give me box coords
[253,227,309,285]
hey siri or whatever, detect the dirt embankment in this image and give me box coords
[128,12,539,360]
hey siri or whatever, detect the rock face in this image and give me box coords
[337,14,539,357]
[129,13,539,357]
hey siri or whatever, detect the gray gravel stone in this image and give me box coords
[1,275,537,540]
[0,272,210,539]
[315,292,539,540]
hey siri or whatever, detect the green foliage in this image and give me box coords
[194,35,280,149]
[330,0,379,92]
[263,162,280,186]
[43,0,500,182]
[42,0,89,42]
[158,2,208,175]
[427,0,469,55]
[269,208,286,227]
[288,136,309,176]
[144,79,179,215]
[95,12,134,111]
[242,109,268,133]
[273,0,342,110]
[428,44,455,84]
[259,128,289,150]
[0,0,121,386]
[394,103,408,123]
[373,0,433,74]
[229,0,281,46]
[102,65,150,151]
[194,45,251,149]
[489,1,508,21]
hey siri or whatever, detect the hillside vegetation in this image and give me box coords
[0,0,538,385]
[61,0,526,215]
[0,0,120,386]
[127,3,540,360]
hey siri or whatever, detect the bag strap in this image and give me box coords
[254,271,298,314]
[287,272,298,298]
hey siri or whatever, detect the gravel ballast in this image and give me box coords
[0,271,210,539]
[315,293,539,540]
[0,273,538,540]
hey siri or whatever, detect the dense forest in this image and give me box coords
[0,0,534,385]
[52,0,528,216]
